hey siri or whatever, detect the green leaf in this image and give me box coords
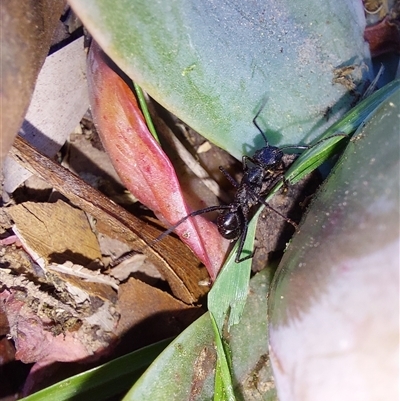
[123,313,216,400]
[133,82,160,143]
[207,79,400,339]
[69,0,372,159]
[268,82,400,400]
[125,270,277,400]
[284,79,400,185]
[19,339,173,401]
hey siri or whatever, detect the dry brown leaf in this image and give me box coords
[6,199,102,269]
[116,278,204,350]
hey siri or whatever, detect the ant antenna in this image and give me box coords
[252,98,270,145]
[279,132,348,153]
[155,204,231,242]
[252,98,309,153]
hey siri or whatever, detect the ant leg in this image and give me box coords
[242,155,249,170]
[247,186,299,231]
[219,166,239,188]
[267,171,287,192]
[269,162,289,192]
[259,196,299,231]
[242,155,259,170]
[281,177,290,193]
[234,219,255,263]
[155,204,231,241]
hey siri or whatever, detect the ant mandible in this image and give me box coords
[157,102,343,263]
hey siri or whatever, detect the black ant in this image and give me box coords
[157,103,346,263]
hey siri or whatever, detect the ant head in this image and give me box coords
[217,210,243,240]
[252,146,283,167]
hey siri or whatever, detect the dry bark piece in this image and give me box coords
[364,15,400,56]
[47,262,119,303]
[6,199,102,268]
[10,135,209,303]
[253,163,322,272]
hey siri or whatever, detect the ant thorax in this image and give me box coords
[242,166,264,189]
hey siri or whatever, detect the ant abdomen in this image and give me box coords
[217,210,243,240]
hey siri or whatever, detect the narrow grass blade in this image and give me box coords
[210,313,236,401]
[208,208,261,334]
[133,82,160,143]
[19,338,173,401]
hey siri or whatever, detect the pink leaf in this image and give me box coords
[86,41,229,280]
[0,290,110,365]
